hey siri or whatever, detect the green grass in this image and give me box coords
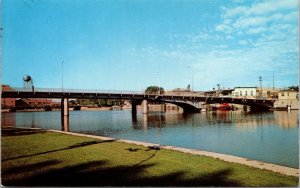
[1,128,299,186]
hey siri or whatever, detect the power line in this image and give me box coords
[62,61,64,92]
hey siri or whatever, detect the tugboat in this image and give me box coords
[217,103,233,111]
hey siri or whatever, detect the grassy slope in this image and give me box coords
[1,128,298,186]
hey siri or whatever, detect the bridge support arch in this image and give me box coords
[158,99,202,113]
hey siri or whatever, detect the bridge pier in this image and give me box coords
[161,104,166,112]
[61,98,69,132]
[61,115,69,132]
[61,98,69,116]
[131,100,137,115]
[142,99,148,114]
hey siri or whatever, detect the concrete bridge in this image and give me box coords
[2,88,276,114]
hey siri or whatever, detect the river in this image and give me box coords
[1,110,298,168]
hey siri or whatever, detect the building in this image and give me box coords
[232,87,257,98]
[256,88,279,99]
[219,89,234,96]
[273,90,299,110]
[1,85,16,108]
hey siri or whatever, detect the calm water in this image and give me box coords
[2,110,299,168]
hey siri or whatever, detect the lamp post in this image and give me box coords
[187,66,194,91]
[61,61,64,92]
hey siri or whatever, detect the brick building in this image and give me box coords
[16,98,60,108]
[1,85,16,108]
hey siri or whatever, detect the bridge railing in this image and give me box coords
[7,88,205,97]
[4,87,275,100]
[7,87,145,95]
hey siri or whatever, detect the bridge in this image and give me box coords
[2,87,276,114]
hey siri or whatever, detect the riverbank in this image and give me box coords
[1,127,298,186]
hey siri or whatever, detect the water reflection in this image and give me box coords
[31,112,37,128]
[128,111,299,130]
[2,110,298,131]
[132,112,137,127]
[1,112,16,127]
[61,116,69,132]
[274,110,298,128]
[142,114,148,129]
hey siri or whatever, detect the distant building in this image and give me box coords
[232,87,257,98]
[273,90,299,110]
[165,88,204,96]
[1,85,16,108]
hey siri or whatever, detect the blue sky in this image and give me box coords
[2,0,299,91]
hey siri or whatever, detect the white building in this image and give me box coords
[273,90,299,110]
[232,87,257,98]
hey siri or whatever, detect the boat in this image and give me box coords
[217,103,233,111]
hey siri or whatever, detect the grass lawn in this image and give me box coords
[1,128,298,186]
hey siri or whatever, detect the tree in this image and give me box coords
[145,86,164,94]
[288,86,299,91]
[187,84,191,91]
[69,100,77,105]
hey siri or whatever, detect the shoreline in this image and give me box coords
[2,107,297,113]
[49,129,298,177]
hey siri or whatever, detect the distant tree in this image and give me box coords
[106,99,113,106]
[145,86,164,94]
[69,100,77,105]
[187,84,191,91]
[288,86,299,91]
[98,99,106,107]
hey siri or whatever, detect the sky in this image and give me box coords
[2,0,299,91]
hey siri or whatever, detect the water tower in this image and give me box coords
[23,75,34,89]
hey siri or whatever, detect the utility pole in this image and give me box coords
[272,72,274,90]
[157,71,160,95]
[259,76,262,98]
[217,83,220,96]
[192,71,194,91]
[62,61,64,92]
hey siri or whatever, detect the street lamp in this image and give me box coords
[187,66,194,91]
[62,61,64,92]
